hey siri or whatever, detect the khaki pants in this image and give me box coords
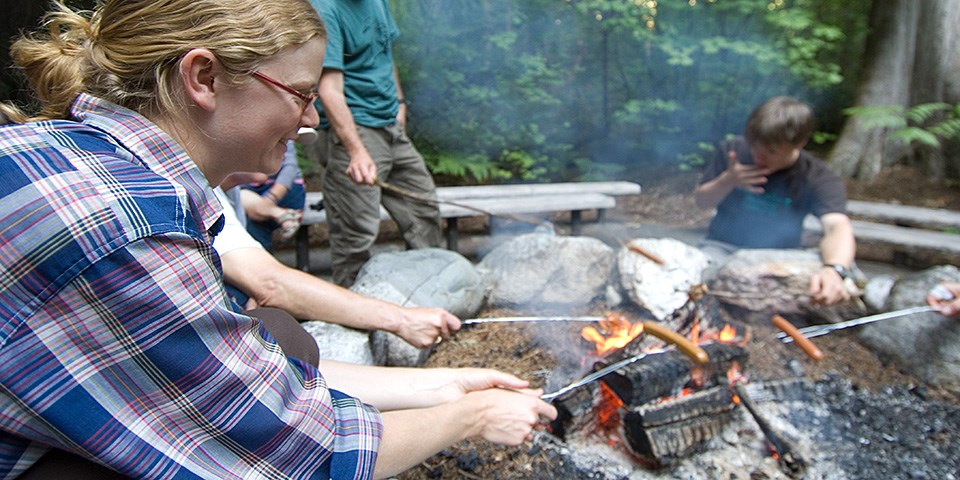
[321,123,442,287]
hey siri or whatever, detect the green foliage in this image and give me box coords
[392,0,869,184]
[427,152,512,182]
[845,103,960,150]
[811,131,838,146]
[677,142,717,172]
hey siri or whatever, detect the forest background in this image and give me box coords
[3,0,959,186]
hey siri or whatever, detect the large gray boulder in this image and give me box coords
[301,321,374,365]
[352,248,485,318]
[477,232,615,309]
[857,265,960,393]
[707,249,864,323]
[352,248,484,366]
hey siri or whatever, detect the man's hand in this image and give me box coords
[725,150,772,194]
[394,307,462,348]
[809,266,852,306]
[345,150,378,185]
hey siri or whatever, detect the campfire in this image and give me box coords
[545,311,801,470]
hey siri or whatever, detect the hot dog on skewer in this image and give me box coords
[642,320,709,364]
[772,314,824,361]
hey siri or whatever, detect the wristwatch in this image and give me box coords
[824,263,848,280]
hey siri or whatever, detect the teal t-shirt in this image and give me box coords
[312,0,401,128]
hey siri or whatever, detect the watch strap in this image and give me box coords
[824,263,848,279]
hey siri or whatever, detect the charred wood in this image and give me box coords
[734,383,806,475]
[622,386,737,466]
[547,381,599,440]
[604,343,748,407]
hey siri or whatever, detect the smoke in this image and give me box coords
[391,0,839,181]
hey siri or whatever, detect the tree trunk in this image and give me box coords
[828,0,917,181]
[829,0,960,181]
[910,0,960,178]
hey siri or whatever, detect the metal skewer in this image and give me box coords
[463,316,602,325]
[541,349,667,401]
[777,306,938,343]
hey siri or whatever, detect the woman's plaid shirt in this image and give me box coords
[0,94,382,479]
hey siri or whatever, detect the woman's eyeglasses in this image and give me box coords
[251,70,318,116]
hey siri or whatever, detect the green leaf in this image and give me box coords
[889,127,941,148]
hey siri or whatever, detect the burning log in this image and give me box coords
[548,380,599,440]
[622,386,737,466]
[603,343,748,407]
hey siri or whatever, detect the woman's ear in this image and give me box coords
[180,49,220,112]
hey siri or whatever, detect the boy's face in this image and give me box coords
[749,142,802,172]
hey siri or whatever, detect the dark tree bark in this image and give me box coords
[829,0,960,181]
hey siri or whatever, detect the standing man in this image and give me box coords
[312,0,443,286]
[694,96,857,306]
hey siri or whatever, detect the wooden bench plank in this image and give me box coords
[436,181,641,200]
[846,200,960,231]
[804,215,960,267]
[437,193,615,217]
[300,181,641,226]
[301,192,615,223]
[295,189,622,270]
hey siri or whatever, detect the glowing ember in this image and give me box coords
[689,320,701,345]
[727,361,744,385]
[581,313,644,356]
[597,382,624,437]
[655,387,694,404]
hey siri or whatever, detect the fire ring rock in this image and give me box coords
[617,238,709,321]
[351,248,485,366]
[477,232,615,308]
[857,265,960,393]
[707,249,864,323]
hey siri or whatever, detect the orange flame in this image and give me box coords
[719,324,737,343]
[695,323,742,345]
[581,313,644,356]
[597,382,623,428]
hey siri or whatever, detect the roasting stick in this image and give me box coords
[464,316,710,364]
[541,348,669,401]
[375,178,546,226]
[462,316,601,325]
[776,306,938,342]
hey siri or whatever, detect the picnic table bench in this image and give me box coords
[804,200,960,268]
[294,181,641,270]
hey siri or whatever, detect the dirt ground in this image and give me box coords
[391,164,960,480]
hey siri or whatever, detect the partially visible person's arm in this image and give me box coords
[318,68,377,185]
[927,282,960,316]
[694,150,772,210]
[220,246,460,347]
[318,359,557,478]
[238,188,289,222]
[374,388,555,479]
[393,64,406,130]
[808,212,856,305]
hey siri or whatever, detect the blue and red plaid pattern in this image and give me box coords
[0,94,382,479]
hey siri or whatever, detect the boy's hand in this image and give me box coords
[726,150,772,194]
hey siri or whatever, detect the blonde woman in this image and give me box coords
[0,1,554,478]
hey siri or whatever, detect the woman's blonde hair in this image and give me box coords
[7,0,325,121]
